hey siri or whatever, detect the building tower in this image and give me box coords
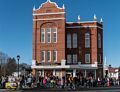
[32,0,65,77]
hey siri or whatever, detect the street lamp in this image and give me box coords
[109,64,111,78]
[17,55,20,78]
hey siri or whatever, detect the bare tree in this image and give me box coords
[0,51,9,77]
[6,58,17,76]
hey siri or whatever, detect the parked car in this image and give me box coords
[5,82,17,90]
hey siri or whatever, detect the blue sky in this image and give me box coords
[0,0,120,67]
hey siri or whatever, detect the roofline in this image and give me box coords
[66,26,103,29]
[67,21,97,23]
[33,0,64,11]
[66,21,103,25]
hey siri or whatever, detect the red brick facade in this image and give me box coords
[33,1,65,64]
[32,0,103,79]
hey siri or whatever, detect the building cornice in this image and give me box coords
[31,64,98,69]
[67,21,97,24]
[33,12,65,16]
[33,18,65,21]
[66,26,103,29]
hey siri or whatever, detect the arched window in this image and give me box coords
[85,33,90,48]
[40,23,57,43]
[98,33,101,48]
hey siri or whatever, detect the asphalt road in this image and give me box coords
[22,89,120,92]
[21,89,120,92]
[1,88,120,92]
[77,89,120,92]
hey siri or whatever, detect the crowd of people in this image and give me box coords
[0,74,120,89]
[36,75,120,89]
[0,74,36,89]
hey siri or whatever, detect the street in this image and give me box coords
[1,89,120,92]
[22,89,120,92]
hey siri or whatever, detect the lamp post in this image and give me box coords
[109,64,111,78]
[17,55,20,78]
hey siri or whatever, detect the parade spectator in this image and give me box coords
[20,75,25,88]
[68,75,74,89]
[0,77,2,88]
[27,76,32,88]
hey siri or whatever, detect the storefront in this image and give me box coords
[32,60,98,82]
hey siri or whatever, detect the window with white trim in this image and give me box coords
[67,54,72,64]
[98,54,101,63]
[41,51,45,62]
[73,33,77,48]
[85,54,90,63]
[73,54,77,64]
[53,50,57,62]
[98,33,101,48]
[47,51,51,62]
[67,34,71,48]
[41,28,45,43]
[85,33,90,48]
[46,28,51,43]
[52,28,57,43]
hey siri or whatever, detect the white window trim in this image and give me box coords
[47,28,51,43]
[85,33,90,48]
[73,33,77,48]
[41,51,45,62]
[47,51,51,62]
[53,50,57,62]
[53,28,57,43]
[67,54,72,64]
[85,54,90,63]
[67,34,72,48]
[41,28,45,43]
[73,54,77,64]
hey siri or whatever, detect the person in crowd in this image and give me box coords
[2,76,6,88]
[20,75,25,88]
[38,76,43,86]
[43,76,47,87]
[27,76,32,88]
[0,77,2,88]
[98,77,101,87]
[82,76,85,87]
[68,75,74,89]
[31,76,36,88]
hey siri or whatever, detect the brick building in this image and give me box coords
[31,0,103,80]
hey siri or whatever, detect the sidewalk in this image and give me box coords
[0,89,6,92]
